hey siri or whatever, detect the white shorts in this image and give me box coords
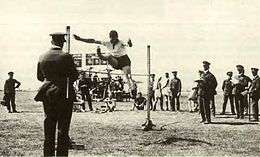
[162,87,171,96]
[155,89,162,98]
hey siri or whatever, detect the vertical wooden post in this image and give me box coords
[142,45,155,131]
[147,45,151,120]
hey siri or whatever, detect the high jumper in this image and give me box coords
[73,30,134,89]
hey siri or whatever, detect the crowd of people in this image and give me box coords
[147,61,260,124]
[74,71,136,112]
[1,30,260,157]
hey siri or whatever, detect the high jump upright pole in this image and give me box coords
[147,45,151,120]
[143,45,155,131]
[66,26,71,99]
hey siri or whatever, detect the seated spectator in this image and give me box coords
[187,86,199,112]
[132,92,147,110]
[73,93,86,112]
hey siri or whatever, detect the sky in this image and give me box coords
[1,0,260,91]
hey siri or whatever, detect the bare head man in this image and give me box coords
[251,68,259,77]
[236,65,244,74]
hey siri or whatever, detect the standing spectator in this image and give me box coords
[161,73,171,111]
[170,71,182,111]
[150,74,156,103]
[233,65,251,119]
[132,92,147,110]
[4,72,21,113]
[220,71,235,115]
[131,80,137,99]
[78,72,93,111]
[153,77,163,111]
[93,73,99,88]
[249,68,260,121]
[35,32,79,156]
[199,61,217,124]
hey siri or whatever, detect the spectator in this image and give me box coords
[153,77,163,111]
[132,92,146,110]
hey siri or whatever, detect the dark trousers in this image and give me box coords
[153,97,164,110]
[5,93,16,112]
[251,97,259,120]
[235,94,244,118]
[199,96,211,122]
[244,95,249,114]
[149,91,155,110]
[81,89,93,111]
[43,100,73,157]
[210,96,216,116]
[222,94,235,114]
[170,96,180,111]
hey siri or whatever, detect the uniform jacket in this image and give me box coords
[78,77,92,92]
[222,79,233,95]
[249,75,260,99]
[232,74,252,95]
[4,78,21,94]
[35,47,79,102]
[170,77,182,94]
[201,71,218,98]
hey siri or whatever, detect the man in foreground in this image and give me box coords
[35,32,78,156]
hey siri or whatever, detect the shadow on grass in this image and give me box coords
[141,136,212,146]
[211,121,258,125]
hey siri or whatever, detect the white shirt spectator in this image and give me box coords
[101,40,127,57]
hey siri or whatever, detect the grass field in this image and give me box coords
[0,91,260,156]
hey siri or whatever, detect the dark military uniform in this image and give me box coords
[221,78,235,114]
[233,74,251,118]
[200,70,217,123]
[249,72,260,121]
[170,77,181,111]
[78,76,93,111]
[4,75,21,113]
[36,45,78,156]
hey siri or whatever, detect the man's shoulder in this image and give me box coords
[204,71,215,78]
[39,49,64,60]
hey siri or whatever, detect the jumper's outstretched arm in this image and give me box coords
[73,34,102,44]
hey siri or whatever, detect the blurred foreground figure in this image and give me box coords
[35,32,78,156]
[4,72,21,113]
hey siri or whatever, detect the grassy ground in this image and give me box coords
[0,91,260,156]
